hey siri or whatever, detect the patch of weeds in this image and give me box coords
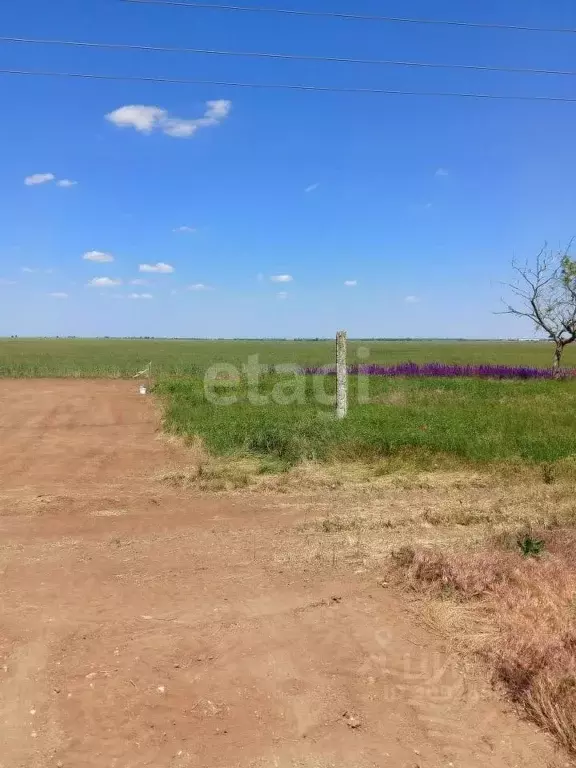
[390,545,416,567]
[421,508,493,527]
[321,515,360,533]
[373,462,394,478]
[542,463,556,485]
[517,534,545,558]
[257,458,290,475]
[196,463,252,491]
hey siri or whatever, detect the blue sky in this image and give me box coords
[1,0,575,338]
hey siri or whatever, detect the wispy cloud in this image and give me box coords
[277,291,288,300]
[24,173,55,186]
[186,283,211,291]
[344,280,357,287]
[83,250,114,263]
[270,274,293,283]
[139,262,174,274]
[106,100,232,139]
[48,292,68,299]
[205,100,232,120]
[404,295,420,304]
[435,168,449,177]
[305,182,320,193]
[0,278,16,285]
[130,278,149,286]
[128,292,153,300]
[173,226,196,233]
[56,179,78,188]
[22,267,53,274]
[87,277,122,288]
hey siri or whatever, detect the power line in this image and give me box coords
[2,67,576,102]
[3,35,576,78]
[121,0,576,35]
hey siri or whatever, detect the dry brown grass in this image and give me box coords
[389,530,576,755]
[156,447,576,758]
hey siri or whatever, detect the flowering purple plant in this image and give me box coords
[300,362,570,380]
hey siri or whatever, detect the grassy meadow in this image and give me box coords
[3,336,576,467]
[1,336,576,377]
[157,373,576,467]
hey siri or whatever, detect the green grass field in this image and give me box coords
[3,337,576,467]
[157,373,576,467]
[1,337,575,377]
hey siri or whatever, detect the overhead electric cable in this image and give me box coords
[3,35,576,77]
[2,67,576,102]
[121,0,576,35]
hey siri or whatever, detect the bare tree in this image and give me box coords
[501,242,576,374]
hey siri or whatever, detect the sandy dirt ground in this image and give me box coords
[0,380,565,768]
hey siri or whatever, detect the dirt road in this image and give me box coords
[0,380,561,767]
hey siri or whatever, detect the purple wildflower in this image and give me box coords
[299,362,568,380]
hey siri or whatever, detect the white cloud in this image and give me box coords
[270,274,293,283]
[162,119,200,138]
[435,168,449,177]
[344,280,357,287]
[24,173,55,186]
[49,292,68,299]
[105,105,165,133]
[130,278,149,285]
[187,283,210,291]
[22,267,35,273]
[0,279,16,285]
[87,277,122,287]
[205,99,232,121]
[22,267,53,274]
[139,262,174,273]
[277,291,288,300]
[173,226,196,233]
[83,250,114,263]
[105,100,232,139]
[56,179,78,188]
[404,295,420,303]
[128,292,153,300]
[305,182,320,193]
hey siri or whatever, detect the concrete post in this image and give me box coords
[336,330,348,419]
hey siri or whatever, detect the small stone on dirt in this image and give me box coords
[342,712,362,729]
